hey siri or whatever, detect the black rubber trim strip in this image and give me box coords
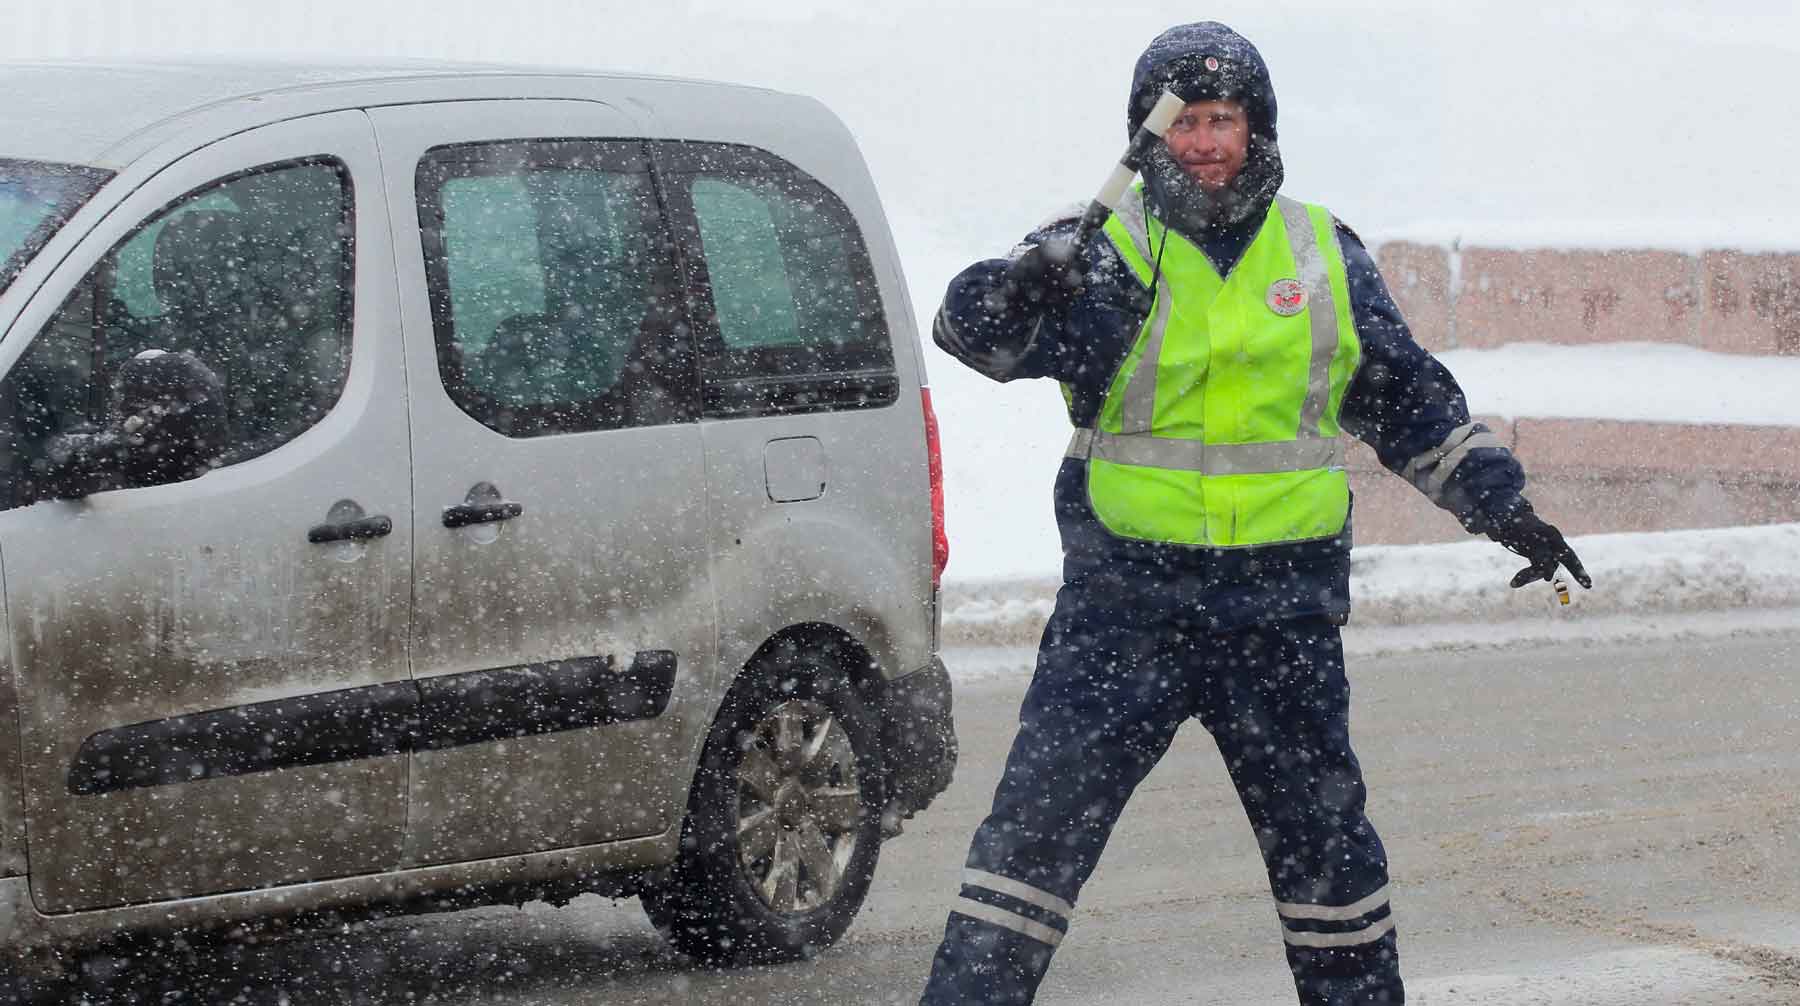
[66,682,417,797]
[67,650,677,796]
[414,651,676,751]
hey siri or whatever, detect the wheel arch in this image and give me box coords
[740,621,885,708]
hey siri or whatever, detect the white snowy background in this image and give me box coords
[8,0,1800,583]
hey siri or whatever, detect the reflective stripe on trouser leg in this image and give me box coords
[949,868,1073,948]
[1278,883,1395,948]
[1188,618,1405,1006]
[919,586,1195,1005]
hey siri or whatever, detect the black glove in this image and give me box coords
[998,238,1087,312]
[1486,504,1592,590]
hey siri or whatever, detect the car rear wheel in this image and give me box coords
[642,641,884,965]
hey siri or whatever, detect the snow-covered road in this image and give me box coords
[43,630,1800,1005]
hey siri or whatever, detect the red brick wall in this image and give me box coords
[1374,242,1800,356]
[1701,251,1800,355]
[1347,242,1800,545]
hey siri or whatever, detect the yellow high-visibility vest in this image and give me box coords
[1067,188,1363,547]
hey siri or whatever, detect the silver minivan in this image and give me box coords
[0,59,954,971]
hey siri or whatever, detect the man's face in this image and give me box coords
[1162,99,1250,192]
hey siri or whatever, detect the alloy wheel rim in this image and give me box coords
[735,698,863,914]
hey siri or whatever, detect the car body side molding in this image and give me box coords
[67,651,678,796]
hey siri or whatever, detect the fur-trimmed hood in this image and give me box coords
[1128,22,1285,244]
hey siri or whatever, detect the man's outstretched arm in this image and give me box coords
[1335,222,1590,589]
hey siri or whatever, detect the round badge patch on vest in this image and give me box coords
[1267,278,1308,317]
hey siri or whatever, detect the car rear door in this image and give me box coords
[650,139,929,671]
[369,100,716,866]
[0,110,413,912]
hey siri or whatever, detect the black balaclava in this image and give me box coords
[1127,23,1285,242]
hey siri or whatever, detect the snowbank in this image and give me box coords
[941,523,1800,649]
[1437,344,1800,428]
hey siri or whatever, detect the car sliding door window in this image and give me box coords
[414,139,695,437]
[657,142,897,419]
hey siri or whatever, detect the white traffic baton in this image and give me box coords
[1069,90,1187,252]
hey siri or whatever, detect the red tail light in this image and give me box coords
[922,387,949,587]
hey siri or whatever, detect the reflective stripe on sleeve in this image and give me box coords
[953,897,1066,947]
[1281,915,1397,949]
[1068,428,1344,476]
[1401,423,1510,501]
[964,868,1075,918]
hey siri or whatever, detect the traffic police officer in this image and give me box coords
[920,21,1591,1006]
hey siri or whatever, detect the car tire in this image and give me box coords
[642,640,885,966]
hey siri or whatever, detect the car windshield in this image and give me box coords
[0,158,111,297]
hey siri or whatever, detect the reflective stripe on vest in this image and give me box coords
[1077,190,1362,547]
[1067,427,1346,476]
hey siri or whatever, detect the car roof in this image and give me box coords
[0,58,765,169]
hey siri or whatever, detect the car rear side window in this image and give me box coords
[657,142,897,419]
[415,139,696,437]
[0,158,352,507]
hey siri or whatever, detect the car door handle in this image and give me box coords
[307,515,394,544]
[442,500,524,529]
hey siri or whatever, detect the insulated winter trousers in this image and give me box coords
[919,586,1403,1005]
